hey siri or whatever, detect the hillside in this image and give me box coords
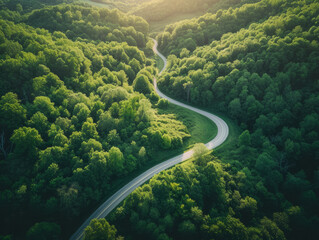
[156,0,302,55]
[90,0,219,21]
[87,0,260,33]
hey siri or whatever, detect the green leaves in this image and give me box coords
[84,219,117,240]
[192,143,209,159]
[133,74,153,95]
[109,147,125,175]
[26,222,61,240]
[0,92,26,133]
[10,127,43,159]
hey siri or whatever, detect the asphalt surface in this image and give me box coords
[70,39,229,240]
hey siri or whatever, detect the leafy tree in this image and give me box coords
[137,99,154,122]
[192,143,209,159]
[81,119,98,139]
[28,112,50,137]
[84,219,117,240]
[229,98,242,120]
[133,74,152,94]
[26,222,61,240]
[109,147,125,175]
[161,134,172,149]
[238,130,251,147]
[0,92,26,133]
[98,112,117,135]
[32,96,58,121]
[178,220,196,239]
[10,127,42,160]
[260,217,286,240]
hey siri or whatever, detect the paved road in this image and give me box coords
[70,39,229,240]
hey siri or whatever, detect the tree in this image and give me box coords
[10,127,42,160]
[138,146,146,160]
[192,143,208,160]
[33,96,58,120]
[107,130,121,146]
[229,98,242,119]
[157,98,169,109]
[52,132,68,147]
[260,217,286,240]
[183,81,193,102]
[133,75,152,94]
[109,147,125,175]
[28,112,49,137]
[57,183,79,217]
[15,3,23,13]
[178,220,196,239]
[161,134,172,149]
[73,103,90,123]
[183,38,197,51]
[239,196,258,223]
[98,112,116,135]
[208,216,249,240]
[26,222,61,240]
[255,152,277,177]
[81,119,98,139]
[88,151,109,184]
[238,130,251,147]
[84,219,117,240]
[0,92,26,133]
[137,99,154,122]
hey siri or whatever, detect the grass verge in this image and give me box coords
[155,54,164,73]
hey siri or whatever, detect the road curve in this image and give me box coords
[70,39,229,240]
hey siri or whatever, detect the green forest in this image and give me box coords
[0,0,319,239]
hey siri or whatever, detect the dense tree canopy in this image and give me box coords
[153,0,319,239]
[156,0,305,55]
[107,153,298,240]
[24,4,149,47]
[0,2,191,239]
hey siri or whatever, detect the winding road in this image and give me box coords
[70,39,229,240]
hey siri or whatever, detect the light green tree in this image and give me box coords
[84,219,117,240]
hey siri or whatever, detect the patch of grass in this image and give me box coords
[155,54,164,72]
[159,104,217,148]
[150,110,191,140]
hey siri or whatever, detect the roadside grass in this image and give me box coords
[160,104,217,147]
[155,54,164,73]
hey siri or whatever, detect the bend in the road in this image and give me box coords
[70,38,229,240]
